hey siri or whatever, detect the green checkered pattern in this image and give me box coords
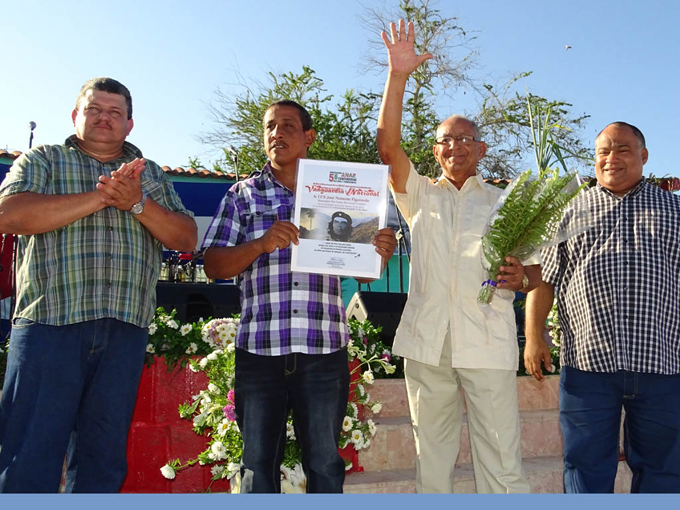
[0,136,193,328]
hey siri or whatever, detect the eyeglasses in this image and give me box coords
[435,135,479,146]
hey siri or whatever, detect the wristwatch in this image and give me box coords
[521,274,529,291]
[130,193,147,215]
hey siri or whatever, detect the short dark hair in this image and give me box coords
[266,100,313,131]
[598,121,646,148]
[75,77,133,119]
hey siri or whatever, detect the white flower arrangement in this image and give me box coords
[145,307,217,369]
[210,465,224,478]
[342,416,353,432]
[160,316,396,492]
[367,419,377,437]
[285,422,296,440]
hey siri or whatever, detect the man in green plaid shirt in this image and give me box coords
[0,77,197,493]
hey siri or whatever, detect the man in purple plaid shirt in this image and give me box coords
[202,100,396,493]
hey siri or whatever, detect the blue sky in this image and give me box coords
[2,0,679,177]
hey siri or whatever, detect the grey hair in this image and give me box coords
[437,115,481,140]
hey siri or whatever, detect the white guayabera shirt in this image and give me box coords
[391,162,539,370]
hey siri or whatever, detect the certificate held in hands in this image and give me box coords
[291,159,390,279]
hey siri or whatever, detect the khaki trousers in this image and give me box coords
[404,334,530,493]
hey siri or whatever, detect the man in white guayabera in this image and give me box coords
[376,20,542,493]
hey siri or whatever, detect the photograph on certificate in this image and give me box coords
[292,159,389,278]
[299,208,379,244]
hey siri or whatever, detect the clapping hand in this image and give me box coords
[97,158,145,211]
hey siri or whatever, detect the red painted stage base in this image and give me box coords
[120,357,230,493]
[340,444,363,474]
[121,356,363,492]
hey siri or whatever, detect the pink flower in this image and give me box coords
[227,389,235,403]
[381,353,391,362]
[223,403,236,422]
[362,336,368,345]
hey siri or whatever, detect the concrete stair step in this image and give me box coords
[359,409,562,472]
[344,457,633,494]
[365,375,559,420]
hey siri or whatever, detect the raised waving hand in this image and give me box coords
[381,19,433,78]
[377,19,433,193]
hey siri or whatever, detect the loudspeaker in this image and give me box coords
[156,282,241,323]
[346,291,408,347]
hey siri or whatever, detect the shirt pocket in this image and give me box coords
[489,295,518,345]
[398,290,446,337]
[399,290,424,323]
[457,290,516,349]
[244,202,289,240]
[636,209,680,244]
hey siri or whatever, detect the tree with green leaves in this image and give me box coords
[475,74,592,178]
[199,0,592,180]
[360,0,592,178]
[360,0,477,178]
[200,67,381,177]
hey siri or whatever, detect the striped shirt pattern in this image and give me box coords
[542,180,680,374]
[0,137,193,328]
[202,163,348,356]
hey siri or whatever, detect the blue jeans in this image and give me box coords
[234,347,350,493]
[560,366,680,493]
[0,318,147,493]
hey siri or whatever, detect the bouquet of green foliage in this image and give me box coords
[478,97,587,305]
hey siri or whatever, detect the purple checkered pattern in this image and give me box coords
[202,163,349,356]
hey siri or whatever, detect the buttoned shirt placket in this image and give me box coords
[448,183,461,354]
[618,187,646,371]
[616,194,630,370]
